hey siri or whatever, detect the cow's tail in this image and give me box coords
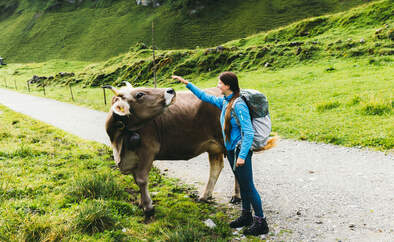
[254,134,279,153]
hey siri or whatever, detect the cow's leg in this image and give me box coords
[230,177,242,204]
[199,153,224,201]
[130,150,155,217]
[132,168,154,217]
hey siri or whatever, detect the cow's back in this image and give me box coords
[152,88,224,160]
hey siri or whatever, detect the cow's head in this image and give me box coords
[104,81,176,174]
[104,81,176,125]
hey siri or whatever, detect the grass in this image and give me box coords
[1,56,392,151]
[0,0,377,62]
[0,0,392,151]
[0,104,236,241]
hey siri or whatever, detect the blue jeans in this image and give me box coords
[227,149,264,217]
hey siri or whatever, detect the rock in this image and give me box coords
[316,221,323,224]
[296,211,302,216]
[216,45,226,52]
[136,0,152,6]
[204,219,216,229]
[296,47,302,55]
[360,38,365,43]
[264,62,271,67]
[289,41,304,47]
[122,228,127,232]
[204,48,216,55]
[326,67,335,71]
[375,28,383,34]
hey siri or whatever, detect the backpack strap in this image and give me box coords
[231,97,243,127]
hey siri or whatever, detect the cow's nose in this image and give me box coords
[166,88,175,95]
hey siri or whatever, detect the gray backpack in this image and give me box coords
[231,89,271,151]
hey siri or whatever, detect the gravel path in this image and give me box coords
[1,88,393,241]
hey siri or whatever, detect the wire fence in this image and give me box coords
[1,77,110,106]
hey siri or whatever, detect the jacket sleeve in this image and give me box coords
[234,101,254,160]
[186,83,223,109]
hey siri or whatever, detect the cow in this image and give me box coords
[103,81,238,217]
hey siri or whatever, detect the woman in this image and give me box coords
[171,72,269,236]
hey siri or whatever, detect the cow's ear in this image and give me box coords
[112,101,130,116]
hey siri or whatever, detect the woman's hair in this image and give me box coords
[219,71,240,143]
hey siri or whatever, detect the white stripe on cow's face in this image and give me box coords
[164,90,175,106]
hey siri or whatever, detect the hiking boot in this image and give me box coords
[243,216,269,236]
[229,210,253,228]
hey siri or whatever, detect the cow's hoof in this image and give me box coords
[198,196,214,204]
[144,207,155,219]
[229,196,241,204]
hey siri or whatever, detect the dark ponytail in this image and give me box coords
[219,72,240,143]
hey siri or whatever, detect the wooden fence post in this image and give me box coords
[69,83,75,102]
[27,81,30,92]
[103,87,107,105]
[43,83,46,96]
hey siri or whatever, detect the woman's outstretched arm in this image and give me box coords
[172,75,223,109]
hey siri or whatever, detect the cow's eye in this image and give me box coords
[136,92,145,99]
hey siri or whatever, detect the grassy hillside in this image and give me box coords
[0,0,376,62]
[0,104,236,240]
[0,0,392,150]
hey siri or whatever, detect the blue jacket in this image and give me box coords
[186,83,254,160]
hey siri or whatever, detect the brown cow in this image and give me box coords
[104,82,237,217]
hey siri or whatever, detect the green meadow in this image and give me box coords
[0,0,393,151]
[0,104,236,241]
[1,55,393,151]
[0,0,372,62]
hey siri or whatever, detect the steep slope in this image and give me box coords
[0,0,375,62]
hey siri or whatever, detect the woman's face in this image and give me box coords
[217,79,231,95]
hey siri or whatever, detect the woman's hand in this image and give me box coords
[171,75,189,85]
[236,157,245,167]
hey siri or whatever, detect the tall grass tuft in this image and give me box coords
[18,215,52,242]
[360,98,392,115]
[316,101,341,112]
[166,224,206,242]
[68,173,126,201]
[73,200,118,234]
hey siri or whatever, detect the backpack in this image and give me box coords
[231,89,271,151]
